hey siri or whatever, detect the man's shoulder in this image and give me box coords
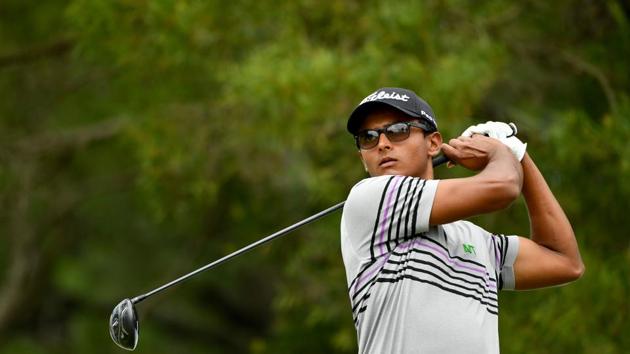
[350,175,395,190]
[348,174,435,194]
[344,176,391,213]
[442,220,491,238]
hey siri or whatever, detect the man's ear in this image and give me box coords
[427,132,443,157]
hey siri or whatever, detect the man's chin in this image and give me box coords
[371,166,426,178]
[376,166,402,176]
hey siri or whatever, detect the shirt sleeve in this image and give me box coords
[342,175,439,263]
[489,234,520,290]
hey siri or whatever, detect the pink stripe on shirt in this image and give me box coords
[378,176,403,256]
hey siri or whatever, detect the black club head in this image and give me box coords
[109,298,139,351]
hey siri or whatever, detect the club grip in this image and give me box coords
[432,154,449,167]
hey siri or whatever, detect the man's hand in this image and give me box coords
[461,121,527,161]
[430,133,523,225]
[441,134,512,171]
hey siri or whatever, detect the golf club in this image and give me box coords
[109,154,450,351]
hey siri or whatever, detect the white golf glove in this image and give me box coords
[461,121,527,161]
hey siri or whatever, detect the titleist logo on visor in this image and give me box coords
[420,110,435,124]
[347,87,438,134]
[360,90,410,105]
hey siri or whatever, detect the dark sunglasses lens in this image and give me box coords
[357,131,380,149]
[385,123,410,142]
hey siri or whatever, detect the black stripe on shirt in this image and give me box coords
[352,268,498,324]
[501,234,508,269]
[404,179,421,241]
[387,176,409,252]
[376,274,499,315]
[384,258,497,299]
[496,234,509,290]
[350,247,498,313]
[379,264,498,304]
[395,178,412,243]
[351,267,381,302]
[351,277,379,313]
[411,179,426,236]
[352,292,372,314]
[347,260,376,291]
[390,247,489,284]
[370,176,395,262]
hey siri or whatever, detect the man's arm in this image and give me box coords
[440,121,584,288]
[512,153,585,289]
[430,135,523,225]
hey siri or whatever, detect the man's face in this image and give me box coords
[357,108,441,178]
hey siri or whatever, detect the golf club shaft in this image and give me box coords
[131,154,449,305]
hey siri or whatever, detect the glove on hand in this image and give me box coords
[461,121,527,161]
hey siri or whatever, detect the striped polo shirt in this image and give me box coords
[340,175,519,354]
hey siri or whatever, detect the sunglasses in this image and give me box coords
[354,121,433,150]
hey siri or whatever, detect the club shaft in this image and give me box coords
[131,201,345,304]
[131,154,449,305]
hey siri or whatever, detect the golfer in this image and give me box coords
[341,87,584,353]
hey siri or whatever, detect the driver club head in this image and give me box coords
[109,298,139,351]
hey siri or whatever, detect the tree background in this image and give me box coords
[1,0,628,353]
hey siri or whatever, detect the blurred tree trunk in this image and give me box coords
[0,159,36,334]
[0,38,73,68]
[0,119,124,334]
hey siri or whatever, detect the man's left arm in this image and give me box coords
[512,153,585,289]
[461,121,585,289]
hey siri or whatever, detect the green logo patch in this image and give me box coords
[463,244,476,255]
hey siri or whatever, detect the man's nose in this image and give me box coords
[377,132,392,150]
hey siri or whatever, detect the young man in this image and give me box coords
[341,87,584,353]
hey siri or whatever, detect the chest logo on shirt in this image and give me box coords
[463,243,476,255]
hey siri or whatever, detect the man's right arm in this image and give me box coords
[429,135,523,225]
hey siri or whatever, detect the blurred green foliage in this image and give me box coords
[1,0,628,353]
